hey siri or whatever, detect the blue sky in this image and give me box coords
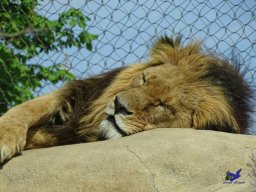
[36,0,256,133]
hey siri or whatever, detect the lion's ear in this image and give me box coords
[150,36,201,64]
[192,96,240,133]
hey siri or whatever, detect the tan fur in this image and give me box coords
[78,64,148,135]
[0,90,63,161]
[0,37,250,163]
[77,40,239,137]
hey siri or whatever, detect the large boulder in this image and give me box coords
[0,128,255,192]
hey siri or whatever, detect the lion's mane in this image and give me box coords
[28,37,252,146]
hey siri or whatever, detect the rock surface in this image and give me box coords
[0,128,256,192]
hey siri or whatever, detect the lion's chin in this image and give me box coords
[99,117,127,140]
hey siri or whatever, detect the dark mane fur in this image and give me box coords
[62,67,125,124]
[28,67,125,144]
[203,58,253,133]
[156,35,182,48]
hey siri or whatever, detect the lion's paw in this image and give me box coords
[0,130,26,163]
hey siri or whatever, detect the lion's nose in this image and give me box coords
[114,96,133,115]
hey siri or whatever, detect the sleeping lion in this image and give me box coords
[0,36,252,163]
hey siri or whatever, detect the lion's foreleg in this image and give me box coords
[0,89,65,163]
[25,125,79,150]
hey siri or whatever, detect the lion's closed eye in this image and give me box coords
[131,73,147,86]
[157,103,176,115]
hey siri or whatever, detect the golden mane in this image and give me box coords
[78,64,148,138]
[0,36,252,163]
[75,37,251,137]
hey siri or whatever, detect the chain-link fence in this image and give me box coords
[35,0,256,89]
[0,0,256,133]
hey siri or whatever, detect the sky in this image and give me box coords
[35,0,256,133]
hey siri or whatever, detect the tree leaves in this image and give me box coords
[0,1,97,114]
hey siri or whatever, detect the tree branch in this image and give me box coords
[0,27,49,40]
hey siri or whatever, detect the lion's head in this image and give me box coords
[78,37,252,140]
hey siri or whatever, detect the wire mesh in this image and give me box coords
[34,0,256,90]
[0,0,255,133]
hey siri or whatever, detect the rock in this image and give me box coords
[0,128,255,192]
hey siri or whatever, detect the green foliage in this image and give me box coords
[0,0,97,114]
